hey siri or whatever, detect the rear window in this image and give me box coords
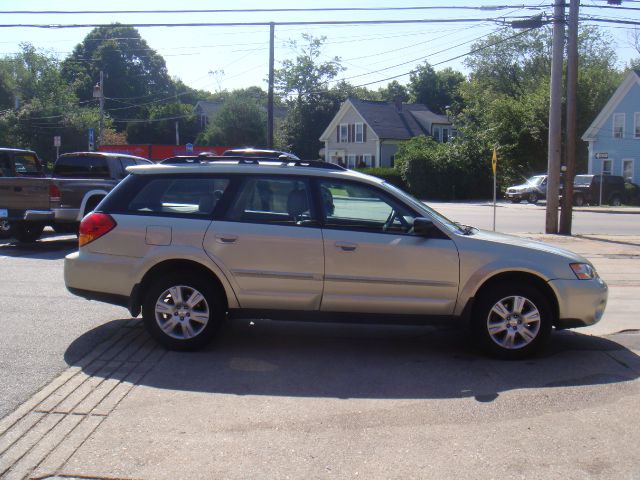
[574,175,593,186]
[54,155,110,178]
[13,153,41,175]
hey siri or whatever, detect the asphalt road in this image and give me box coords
[430,201,640,235]
[0,202,637,422]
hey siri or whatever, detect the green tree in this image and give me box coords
[126,103,200,145]
[61,25,173,120]
[408,62,466,113]
[196,95,266,147]
[377,80,409,103]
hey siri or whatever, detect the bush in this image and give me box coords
[356,167,407,190]
[394,136,492,200]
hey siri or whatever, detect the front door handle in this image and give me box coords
[335,241,357,251]
[13,186,22,192]
[215,234,238,244]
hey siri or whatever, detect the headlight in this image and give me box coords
[570,263,596,280]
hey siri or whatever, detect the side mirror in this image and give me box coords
[413,217,438,237]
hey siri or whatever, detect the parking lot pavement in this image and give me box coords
[0,233,639,479]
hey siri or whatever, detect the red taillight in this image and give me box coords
[79,212,116,247]
[49,184,61,203]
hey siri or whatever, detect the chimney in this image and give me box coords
[393,96,403,112]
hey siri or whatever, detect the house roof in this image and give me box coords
[582,70,640,141]
[319,98,450,142]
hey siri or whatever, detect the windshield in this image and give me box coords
[526,175,546,186]
[383,182,466,234]
[13,153,41,175]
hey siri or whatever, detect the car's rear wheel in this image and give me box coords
[142,273,225,351]
[0,219,11,239]
[573,193,584,207]
[509,197,521,204]
[12,223,44,243]
[609,194,622,207]
[527,192,539,204]
[472,282,553,359]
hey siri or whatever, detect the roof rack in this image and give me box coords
[196,155,347,171]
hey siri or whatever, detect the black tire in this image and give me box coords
[12,223,45,243]
[53,223,79,235]
[472,282,554,359]
[0,219,11,239]
[573,193,584,207]
[142,273,225,351]
[527,192,539,204]
[609,194,622,207]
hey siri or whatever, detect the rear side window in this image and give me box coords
[54,155,110,178]
[127,177,230,217]
[0,153,11,176]
[13,153,41,175]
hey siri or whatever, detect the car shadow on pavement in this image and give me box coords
[0,235,77,260]
[64,318,640,402]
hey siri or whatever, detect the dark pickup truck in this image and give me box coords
[0,151,151,242]
[572,174,626,206]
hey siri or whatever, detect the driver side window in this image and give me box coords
[318,180,416,234]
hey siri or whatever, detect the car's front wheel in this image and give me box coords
[573,193,585,207]
[142,273,225,351]
[472,282,553,359]
[0,219,11,239]
[527,192,539,204]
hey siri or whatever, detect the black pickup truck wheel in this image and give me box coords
[0,219,11,239]
[12,223,44,243]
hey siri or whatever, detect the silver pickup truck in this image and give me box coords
[0,151,151,242]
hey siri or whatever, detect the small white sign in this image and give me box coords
[53,136,61,147]
[595,152,608,159]
[0,208,8,218]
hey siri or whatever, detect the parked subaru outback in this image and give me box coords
[505,175,548,204]
[64,158,608,359]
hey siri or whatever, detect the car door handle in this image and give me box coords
[335,241,357,251]
[13,186,22,192]
[215,234,238,244]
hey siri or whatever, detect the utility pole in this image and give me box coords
[559,0,579,235]
[267,22,275,148]
[175,121,180,146]
[93,71,105,148]
[545,1,565,234]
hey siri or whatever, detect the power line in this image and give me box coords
[0,17,545,29]
[0,5,555,15]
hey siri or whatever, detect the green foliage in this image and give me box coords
[356,167,407,190]
[394,136,492,200]
[126,103,199,145]
[196,95,266,147]
[408,62,465,113]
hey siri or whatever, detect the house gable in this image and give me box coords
[582,70,640,141]
[319,99,377,142]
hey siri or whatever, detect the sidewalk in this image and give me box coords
[1,234,639,480]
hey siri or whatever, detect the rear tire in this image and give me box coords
[12,223,45,243]
[142,273,225,351]
[472,282,553,359]
[609,194,622,207]
[0,219,11,239]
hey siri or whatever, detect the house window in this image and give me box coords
[339,124,348,143]
[442,128,449,143]
[347,154,356,169]
[623,159,634,181]
[635,113,640,138]
[602,159,612,175]
[433,127,441,142]
[363,154,372,167]
[355,123,364,143]
[613,113,625,139]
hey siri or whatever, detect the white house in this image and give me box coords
[319,97,452,168]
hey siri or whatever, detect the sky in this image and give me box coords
[0,0,639,95]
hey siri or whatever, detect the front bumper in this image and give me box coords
[550,276,608,329]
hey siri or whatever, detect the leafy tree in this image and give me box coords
[127,103,199,145]
[408,62,466,113]
[196,95,266,147]
[61,25,173,121]
[377,80,409,103]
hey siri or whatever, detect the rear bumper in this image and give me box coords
[550,277,608,329]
